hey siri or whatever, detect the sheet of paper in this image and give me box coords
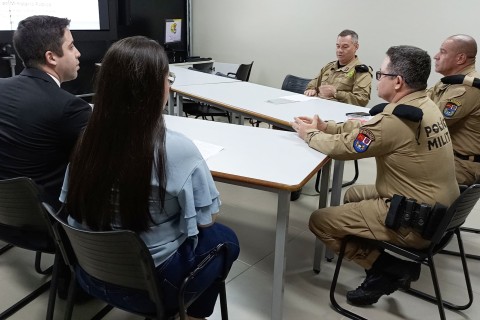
[267,98,296,104]
[278,94,319,102]
[267,94,318,104]
[193,139,224,160]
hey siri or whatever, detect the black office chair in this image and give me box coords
[189,62,215,74]
[280,74,311,94]
[45,204,230,320]
[441,183,480,260]
[184,61,254,122]
[216,61,254,82]
[329,184,480,320]
[0,177,60,320]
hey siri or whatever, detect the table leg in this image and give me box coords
[271,189,290,320]
[168,91,175,115]
[325,160,345,261]
[177,94,184,116]
[313,160,331,273]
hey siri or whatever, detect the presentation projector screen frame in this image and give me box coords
[0,0,118,44]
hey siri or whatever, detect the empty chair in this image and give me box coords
[216,61,254,81]
[189,62,214,74]
[0,177,60,320]
[184,61,254,122]
[281,74,311,94]
[329,184,480,320]
[441,182,480,260]
[45,204,230,320]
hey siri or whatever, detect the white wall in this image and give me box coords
[191,0,480,107]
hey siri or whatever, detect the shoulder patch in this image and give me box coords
[355,64,370,73]
[392,104,423,122]
[441,74,480,89]
[369,103,388,116]
[369,103,423,121]
[353,128,375,153]
[443,99,461,117]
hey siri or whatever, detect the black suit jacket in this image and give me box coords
[0,68,92,209]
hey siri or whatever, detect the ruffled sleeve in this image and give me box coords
[177,158,221,237]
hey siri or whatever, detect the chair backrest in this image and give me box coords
[191,62,214,73]
[0,177,49,232]
[430,184,480,245]
[281,74,312,94]
[235,61,254,81]
[46,208,165,316]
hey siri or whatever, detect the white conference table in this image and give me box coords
[168,65,241,115]
[165,115,331,320]
[170,77,370,269]
[172,80,364,129]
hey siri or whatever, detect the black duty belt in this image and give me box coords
[454,151,480,163]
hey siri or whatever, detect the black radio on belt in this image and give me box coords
[385,194,433,233]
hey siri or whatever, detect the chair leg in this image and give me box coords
[64,267,77,320]
[46,253,61,320]
[91,305,115,320]
[329,239,367,320]
[314,160,360,193]
[0,243,13,254]
[219,280,228,320]
[406,231,472,318]
[340,159,359,188]
[0,280,51,319]
[406,256,447,320]
[35,251,53,275]
[441,227,480,260]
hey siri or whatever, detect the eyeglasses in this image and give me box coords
[167,72,176,86]
[375,71,399,81]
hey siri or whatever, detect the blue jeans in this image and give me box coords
[76,222,240,318]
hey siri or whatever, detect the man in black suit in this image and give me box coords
[0,15,92,209]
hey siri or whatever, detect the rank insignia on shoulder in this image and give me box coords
[443,101,460,117]
[353,128,375,153]
[346,68,355,78]
[354,64,370,73]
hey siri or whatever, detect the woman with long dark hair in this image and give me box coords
[60,36,239,319]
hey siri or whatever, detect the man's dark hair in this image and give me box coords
[338,29,358,43]
[386,45,431,91]
[13,15,70,68]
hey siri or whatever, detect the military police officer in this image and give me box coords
[304,29,372,107]
[292,45,459,306]
[427,34,480,186]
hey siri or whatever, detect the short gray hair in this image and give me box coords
[386,45,431,91]
[338,29,358,43]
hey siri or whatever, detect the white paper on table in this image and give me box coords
[192,139,224,160]
[278,94,318,102]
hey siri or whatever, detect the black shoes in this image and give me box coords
[347,253,421,306]
[346,273,400,306]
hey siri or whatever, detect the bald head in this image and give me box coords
[434,34,477,76]
[448,34,477,59]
